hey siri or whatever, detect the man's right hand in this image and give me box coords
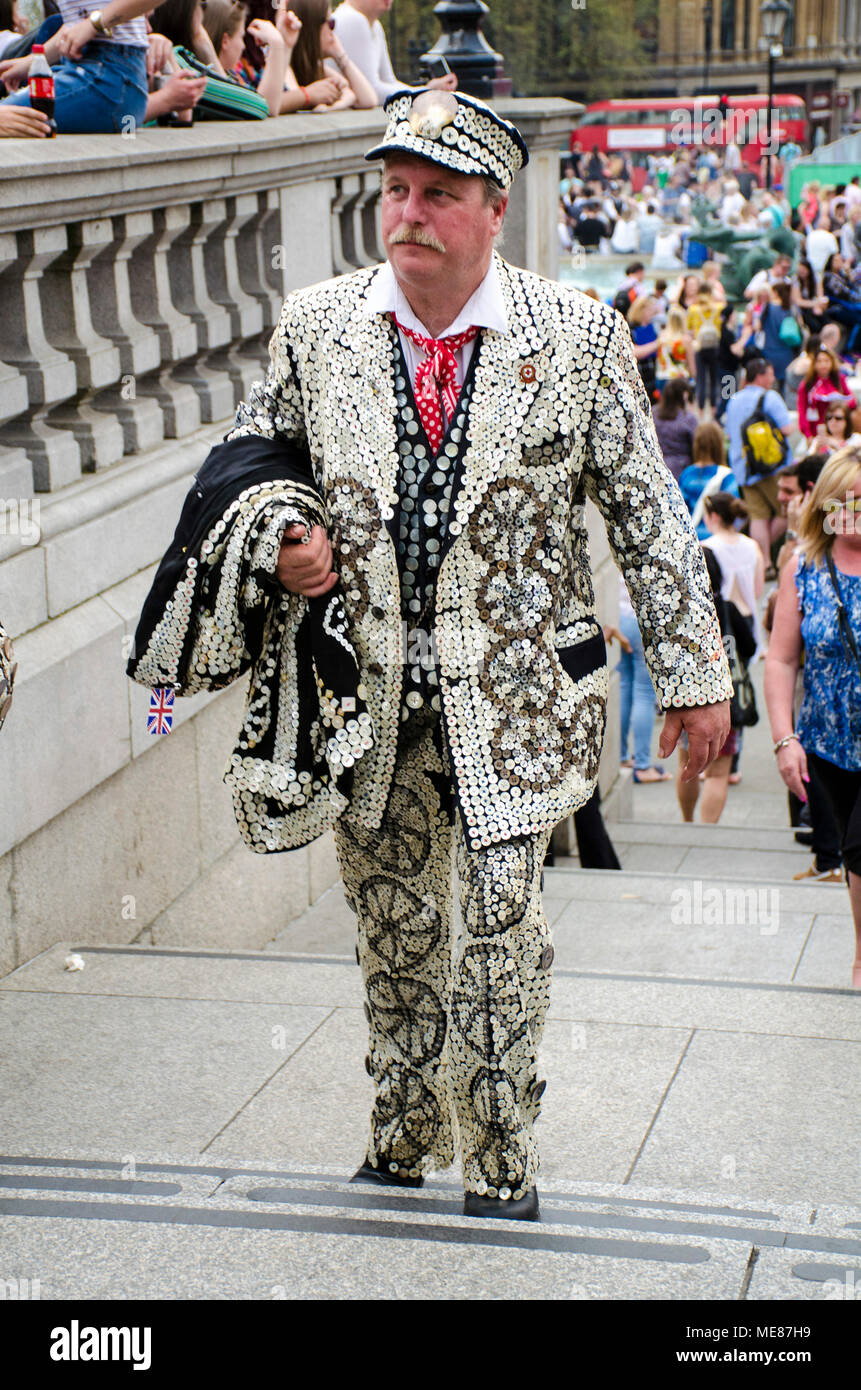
[276,523,337,596]
[426,73,458,91]
[0,105,51,137]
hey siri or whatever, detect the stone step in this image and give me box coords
[558,823,821,883]
[0,1153,858,1300]
[608,819,811,854]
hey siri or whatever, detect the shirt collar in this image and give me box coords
[362,256,508,338]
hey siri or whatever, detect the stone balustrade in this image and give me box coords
[0,101,627,976]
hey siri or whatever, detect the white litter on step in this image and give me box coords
[64,954,85,972]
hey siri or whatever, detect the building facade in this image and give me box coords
[647,0,861,142]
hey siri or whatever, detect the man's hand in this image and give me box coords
[658,701,731,781]
[276,523,337,596]
[426,73,458,91]
[0,55,32,91]
[0,105,51,137]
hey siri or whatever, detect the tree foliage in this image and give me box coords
[383,0,657,100]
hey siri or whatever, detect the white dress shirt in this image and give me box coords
[362,257,509,427]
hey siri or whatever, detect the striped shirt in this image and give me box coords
[58,0,148,48]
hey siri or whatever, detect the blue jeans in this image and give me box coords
[1,40,148,134]
[618,609,657,770]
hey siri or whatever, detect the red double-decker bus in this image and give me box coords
[571,94,808,168]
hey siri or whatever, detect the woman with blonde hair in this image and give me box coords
[700,260,726,306]
[765,445,861,985]
[627,293,660,399]
[284,0,375,110]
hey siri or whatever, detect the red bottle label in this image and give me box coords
[29,75,54,100]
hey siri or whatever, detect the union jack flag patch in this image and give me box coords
[147,688,174,735]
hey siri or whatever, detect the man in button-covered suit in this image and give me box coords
[226,92,733,1220]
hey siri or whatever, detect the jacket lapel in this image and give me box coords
[335,273,401,540]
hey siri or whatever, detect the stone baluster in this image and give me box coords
[202,196,264,343]
[83,211,166,457]
[0,228,81,491]
[355,173,384,267]
[331,175,367,275]
[201,195,268,408]
[125,205,201,440]
[35,217,124,472]
[168,200,236,423]
[233,189,284,333]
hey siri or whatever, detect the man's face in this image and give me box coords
[777,474,802,513]
[757,365,775,391]
[381,155,506,299]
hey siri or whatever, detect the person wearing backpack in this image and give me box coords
[753,282,802,400]
[678,421,740,541]
[724,356,793,573]
[686,284,723,414]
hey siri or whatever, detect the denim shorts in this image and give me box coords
[2,40,148,134]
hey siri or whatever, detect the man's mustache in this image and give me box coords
[389,227,447,253]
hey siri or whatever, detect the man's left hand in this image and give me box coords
[658,701,731,781]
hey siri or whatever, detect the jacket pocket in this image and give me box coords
[556,628,607,683]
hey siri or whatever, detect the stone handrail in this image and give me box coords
[0,102,573,497]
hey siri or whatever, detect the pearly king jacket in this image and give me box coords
[216,250,733,852]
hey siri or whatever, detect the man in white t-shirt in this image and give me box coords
[806,216,839,282]
[333,0,457,106]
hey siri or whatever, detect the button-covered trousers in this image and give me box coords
[333,719,555,1201]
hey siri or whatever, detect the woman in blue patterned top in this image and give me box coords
[765,445,861,987]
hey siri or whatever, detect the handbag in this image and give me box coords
[173,46,269,121]
[724,601,759,727]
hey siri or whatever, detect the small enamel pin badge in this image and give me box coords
[520,363,537,383]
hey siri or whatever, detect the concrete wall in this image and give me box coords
[0,101,623,973]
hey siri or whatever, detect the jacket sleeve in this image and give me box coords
[581,311,734,710]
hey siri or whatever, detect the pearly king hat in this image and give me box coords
[365,88,529,191]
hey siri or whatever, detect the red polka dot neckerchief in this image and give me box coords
[392,316,480,455]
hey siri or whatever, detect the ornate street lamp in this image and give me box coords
[760,0,791,189]
[421,0,510,101]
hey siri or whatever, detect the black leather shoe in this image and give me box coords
[350,1159,424,1188]
[794,830,814,847]
[463,1186,540,1221]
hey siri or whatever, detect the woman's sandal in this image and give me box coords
[632,765,672,783]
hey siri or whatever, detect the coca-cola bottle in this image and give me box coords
[28,45,56,136]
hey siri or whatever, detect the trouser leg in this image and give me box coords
[451,822,555,1201]
[333,725,457,1179]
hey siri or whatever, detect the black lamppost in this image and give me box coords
[703,0,713,94]
[760,0,791,189]
[421,0,509,100]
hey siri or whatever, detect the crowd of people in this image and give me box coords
[586,144,861,979]
[0,0,455,135]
